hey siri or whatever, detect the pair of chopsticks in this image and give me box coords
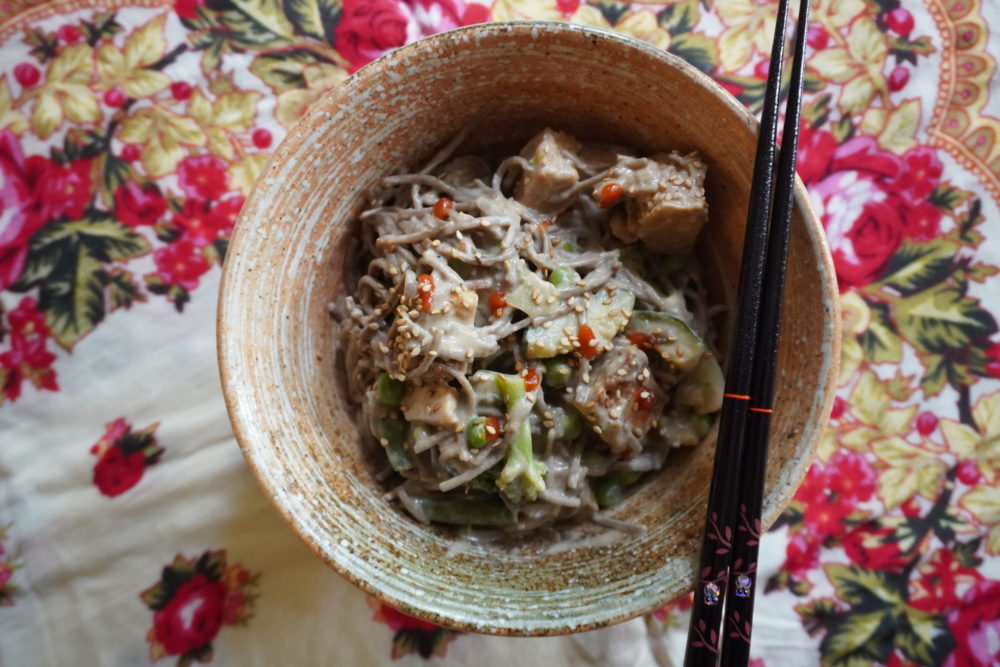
[683,0,810,665]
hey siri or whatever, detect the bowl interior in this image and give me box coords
[218,22,840,635]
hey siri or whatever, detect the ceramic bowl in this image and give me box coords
[218,21,840,635]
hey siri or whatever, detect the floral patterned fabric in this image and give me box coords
[0,0,998,664]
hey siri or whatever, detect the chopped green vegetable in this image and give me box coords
[378,417,412,471]
[542,356,573,387]
[373,372,406,406]
[626,310,706,372]
[548,265,579,287]
[594,478,623,508]
[593,471,642,508]
[675,355,725,414]
[662,254,687,273]
[587,288,635,344]
[560,241,576,252]
[506,259,560,317]
[407,494,517,526]
[558,406,585,441]
[465,416,496,449]
[523,313,576,358]
[495,373,547,502]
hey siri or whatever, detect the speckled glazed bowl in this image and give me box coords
[218,21,840,635]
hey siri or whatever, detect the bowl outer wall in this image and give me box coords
[217,21,841,636]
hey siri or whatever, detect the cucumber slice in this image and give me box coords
[587,288,635,345]
[524,313,576,358]
[675,355,724,414]
[626,310,705,372]
[506,259,560,317]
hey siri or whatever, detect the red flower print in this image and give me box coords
[842,524,909,572]
[802,494,852,539]
[910,548,984,614]
[93,447,146,497]
[177,156,230,201]
[825,451,876,503]
[890,147,944,200]
[154,240,210,290]
[369,596,459,659]
[0,131,92,289]
[783,532,820,576]
[943,581,1000,667]
[7,295,47,336]
[90,418,164,497]
[1,297,58,402]
[172,200,232,247]
[335,0,409,72]
[141,551,259,663]
[793,464,828,508]
[376,603,439,632]
[0,525,18,607]
[114,182,167,227]
[799,127,944,289]
[153,574,228,656]
[174,0,203,19]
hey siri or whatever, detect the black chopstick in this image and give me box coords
[718,1,810,665]
[683,1,809,665]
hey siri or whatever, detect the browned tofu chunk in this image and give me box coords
[599,152,708,254]
[515,129,581,215]
[571,345,667,455]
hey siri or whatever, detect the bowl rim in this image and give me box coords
[217,19,841,636]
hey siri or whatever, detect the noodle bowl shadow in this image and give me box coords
[218,21,841,636]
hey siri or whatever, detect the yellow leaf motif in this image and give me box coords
[838,292,869,385]
[0,76,27,134]
[31,44,99,139]
[812,0,865,29]
[810,18,887,114]
[97,16,170,98]
[850,369,916,437]
[960,485,1000,554]
[229,154,270,194]
[872,437,947,510]
[490,0,562,21]
[615,10,671,51]
[878,99,921,155]
[276,63,348,128]
[188,89,262,159]
[941,390,1000,483]
[717,0,777,72]
[125,15,167,69]
[120,107,205,177]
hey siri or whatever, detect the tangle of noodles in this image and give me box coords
[332,127,723,531]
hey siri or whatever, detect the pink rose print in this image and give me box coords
[797,125,944,289]
[0,130,92,290]
[90,418,164,497]
[943,581,1000,666]
[141,551,259,665]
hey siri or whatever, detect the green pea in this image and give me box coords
[374,372,406,406]
[594,478,623,509]
[559,407,584,441]
[612,470,643,486]
[465,416,497,449]
[662,254,687,274]
[548,265,578,287]
[543,356,573,388]
[378,417,408,446]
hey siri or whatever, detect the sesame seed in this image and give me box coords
[379,344,390,354]
[593,425,603,434]
[485,425,497,436]
[544,420,555,429]
[542,321,553,329]
[431,239,441,247]
[379,438,389,446]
